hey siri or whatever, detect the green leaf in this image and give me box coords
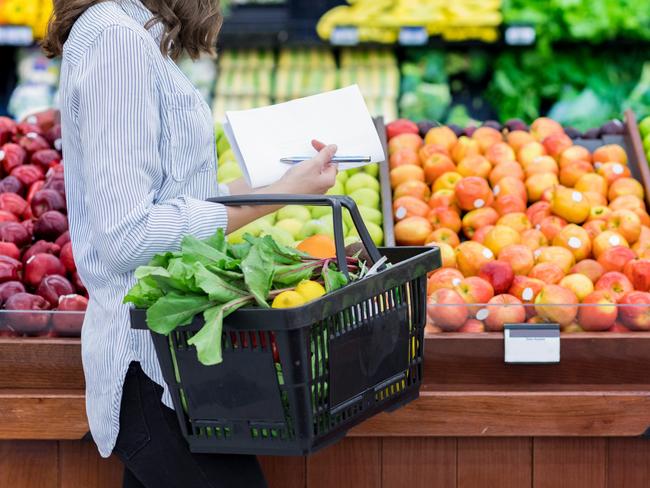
[322,265,348,293]
[123,278,164,308]
[228,242,251,260]
[181,235,230,265]
[167,258,201,292]
[148,251,179,268]
[188,298,251,366]
[204,229,227,253]
[206,264,244,281]
[193,262,248,302]
[133,266,183,292]
[273,262,317,287]
[146,293,213,334]
[241,238,274,307]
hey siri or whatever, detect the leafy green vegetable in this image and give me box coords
[125,229,367,367]
[146,293,213,334]
[240,237,274,307]
[322,266,348,293]
[193,262,247,302]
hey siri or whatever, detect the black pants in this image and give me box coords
[113,362,268,488]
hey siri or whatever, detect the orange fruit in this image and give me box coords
[296,235,336,258]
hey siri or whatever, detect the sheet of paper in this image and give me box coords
[224,85,385,188]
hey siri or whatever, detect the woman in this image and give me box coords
[43,1,337,486]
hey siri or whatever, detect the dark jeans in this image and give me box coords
[113,362,268,488]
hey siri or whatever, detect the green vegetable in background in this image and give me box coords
[125,229,363,366]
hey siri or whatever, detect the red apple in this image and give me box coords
[579,290,618,331]
[458,319,485,333]
[624,259,650,292]
[595,271,634,301]
[534,284,578,326]
[427,268,464,295]
[454,276,495,316]
[484,294,526,331]
[570,259,605,283]
[597,246,636,273]
[618,291,650,331]
[478,261,515,295]
[427,288,469,331]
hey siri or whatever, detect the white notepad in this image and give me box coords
[223,85,385,188]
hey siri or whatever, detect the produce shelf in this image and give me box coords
[3,334,650,440]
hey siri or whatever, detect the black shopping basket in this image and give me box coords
[130,195,440,455]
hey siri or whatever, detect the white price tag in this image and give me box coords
[331,26,359,46]
[399,27,428,46]
[504,25,536,46]
[504,325,560,364]
[0,25,33,46]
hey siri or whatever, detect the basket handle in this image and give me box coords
[206,194,383,278]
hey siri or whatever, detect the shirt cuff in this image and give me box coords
[186,197,229,240]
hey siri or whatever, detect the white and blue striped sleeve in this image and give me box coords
[75,26,228,274]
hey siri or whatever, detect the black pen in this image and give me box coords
[280,156,371,164]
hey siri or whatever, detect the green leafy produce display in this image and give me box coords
[124,229,367,366]
[399,49,490,124]
[486,48,650,130]
[503,0,650,44]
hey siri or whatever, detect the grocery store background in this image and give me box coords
[2,0,649,129]
[4,1,650,488]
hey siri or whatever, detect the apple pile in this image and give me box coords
[386,117,650,334]
[0,111,88,338]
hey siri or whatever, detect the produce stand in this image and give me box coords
[3,334,650,487]
[3,113,650,487]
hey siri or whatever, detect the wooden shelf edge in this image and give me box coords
[0,390,88,440]
[3,389,650,440]
[348,390,650,438]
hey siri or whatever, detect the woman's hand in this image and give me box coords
[273,140,338,195]
[225,140,338,233]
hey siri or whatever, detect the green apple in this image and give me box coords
[345,168,361,176]
[277,205,311,222]
[358,205,383,225]
[345,173,380,194]
[298,219,333,240]
[218,162,242,183]
[640,116,650,138]
[310,206,333,219]
[258,212,277,226]
[346,222,383,246]
[275,218,304,239]
[216,136,231,156]
[218,148,236,165]
[363,163,380,178]
[318,216,350,236]
[342,209,354,230]
[345,236,361,246]
[349,188,380,209]
[261,227,294,247]
[643,133,650,153]
[336,171,349,184]
[227,220,271,244]
[326,180,345,196]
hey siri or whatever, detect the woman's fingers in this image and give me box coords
[311,139,326,151]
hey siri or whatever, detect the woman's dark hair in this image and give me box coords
[42,0,223,60]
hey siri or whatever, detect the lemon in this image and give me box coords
[295,280,326,302]
[272,291,306,309]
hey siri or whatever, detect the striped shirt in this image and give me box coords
[59,0,229,458]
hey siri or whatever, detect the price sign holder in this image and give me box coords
[331,26,359,46]
[504,24,536,46]
[0,25,33,46]
[399,26,428,46]
[504,324,560,364]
